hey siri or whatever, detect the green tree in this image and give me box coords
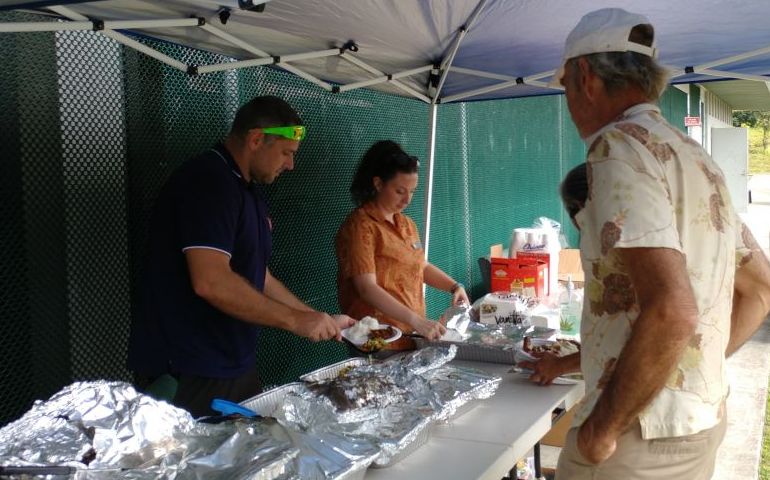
[734,110,770,151]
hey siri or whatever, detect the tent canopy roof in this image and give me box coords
[4,0,770,104]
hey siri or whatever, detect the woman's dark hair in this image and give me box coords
[350,140,420,206]
[560,163,588,221]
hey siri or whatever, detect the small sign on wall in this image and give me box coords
[684,116,701,127]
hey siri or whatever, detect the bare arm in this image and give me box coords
[186,248,353,341]
[727,236,770,356]
[424,263,470,305]
[578,247,699,464]
[519,352,581,386]
[351,273,446,340]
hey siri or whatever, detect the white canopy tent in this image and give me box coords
[3,0,770,103]
[2,0,770,253]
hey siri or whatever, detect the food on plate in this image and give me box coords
[522,337,580,357]
[345,316,380,343]
[361,337,388,352]
[369,325,396,340]
[344,317,399,351]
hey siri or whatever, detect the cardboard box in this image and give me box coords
[558,249,584,285]
[541,405,576,447]
[479,292,530,326]
[516,250,551,296]
[490,257,547,298]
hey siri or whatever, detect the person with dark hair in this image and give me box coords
[520,162,588,386]
[128,95,354,417]
[551,8,770,479]
[335,140,469,349]
[560,162,588,228]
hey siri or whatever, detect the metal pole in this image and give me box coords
[423,103,438,262]
[341,53,431,102]
[432,0,488,102]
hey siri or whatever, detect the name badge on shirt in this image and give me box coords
[412,240,423,250]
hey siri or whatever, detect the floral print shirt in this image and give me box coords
[572,103,752,439]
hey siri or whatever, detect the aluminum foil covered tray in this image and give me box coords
[305,362,436,467]
[241,383,380,480]
[286,346,500,467]
[421,365,502,421]
[414,323,556,364]
[0,381,298,479]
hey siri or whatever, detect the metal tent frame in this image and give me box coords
[2,0,770,254]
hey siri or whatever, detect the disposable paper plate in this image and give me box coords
[341,325,402,347]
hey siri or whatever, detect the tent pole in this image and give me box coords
[692,44,770,72]
[433,0,488,102]
[48,5,188,72]
[423,103,438,264]
[441,70,556,103]
[341,53,431,103]
[0,17,200,33]
[689,68,770,83]
[337,64,432,93]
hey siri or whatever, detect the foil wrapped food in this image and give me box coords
[242,383,381,479]
[284,347,497,466]
[421,365,502,421]
[391,344,457,375]
[1,346,501,477]
[275,388,432,468]
[0,381,298,479]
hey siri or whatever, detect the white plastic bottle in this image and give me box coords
[559,275,581,336]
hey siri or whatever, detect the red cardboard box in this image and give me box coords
[516,250,551,296]
[490,257,547,298]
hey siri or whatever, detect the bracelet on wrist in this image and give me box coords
[450,282,464,294]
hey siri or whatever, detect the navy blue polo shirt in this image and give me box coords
[128,144,272,378]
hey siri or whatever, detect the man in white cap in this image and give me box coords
[551,7,770,479]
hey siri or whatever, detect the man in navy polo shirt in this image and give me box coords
[128,96,355,417]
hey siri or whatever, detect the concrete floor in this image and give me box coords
[536,202,770,480]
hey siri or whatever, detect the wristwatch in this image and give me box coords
[450,282,465,294]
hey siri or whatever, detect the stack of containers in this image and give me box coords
[509,222,561,298]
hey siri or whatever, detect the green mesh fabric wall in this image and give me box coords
[428,96,585,312]
[1,11,134,423]
[0,12,72,427]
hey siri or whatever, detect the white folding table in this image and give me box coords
[365,360,584,480]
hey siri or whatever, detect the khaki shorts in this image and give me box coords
[556,414,727,480]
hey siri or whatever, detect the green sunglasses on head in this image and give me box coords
[261,125,306,141]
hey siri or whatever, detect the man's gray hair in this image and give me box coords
[573,52,670,101]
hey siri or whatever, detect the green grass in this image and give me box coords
[762,373,770,480]
[749,126,770,174]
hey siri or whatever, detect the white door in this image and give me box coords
[711,127,749,213]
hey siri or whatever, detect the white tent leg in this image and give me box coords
[423,103,438,263]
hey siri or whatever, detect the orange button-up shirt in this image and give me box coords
[335,202,425,348]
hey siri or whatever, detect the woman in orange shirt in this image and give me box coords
[335,140,469,349]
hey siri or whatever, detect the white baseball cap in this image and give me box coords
[550,8,658,87]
